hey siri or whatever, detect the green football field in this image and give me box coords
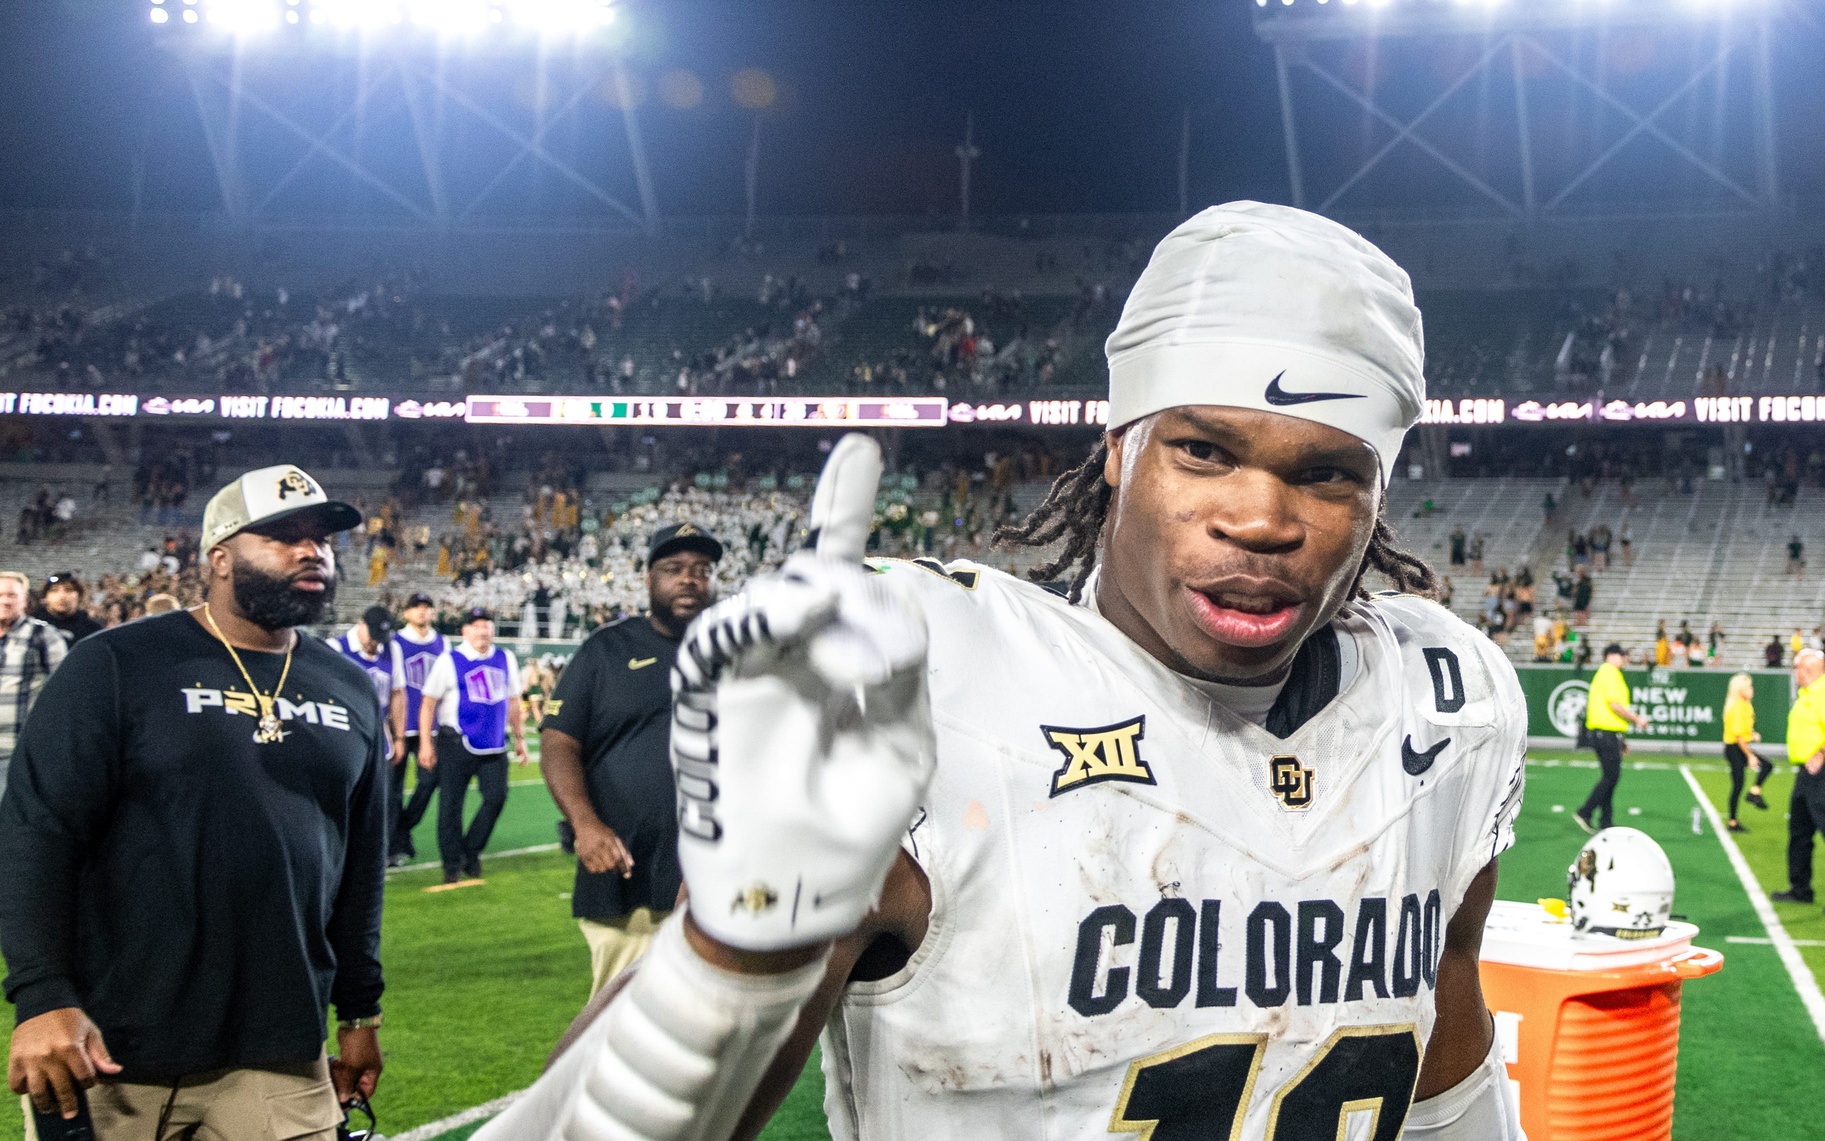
[8,751,1825,1140]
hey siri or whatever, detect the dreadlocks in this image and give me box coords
[992,441,1439,604]
[990,440,1113,604]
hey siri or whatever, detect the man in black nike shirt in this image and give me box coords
[542,522,721,995]
[0,464,386,1140]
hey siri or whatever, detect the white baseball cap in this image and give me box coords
[201,464,363,554]
[1104,201,1425,486]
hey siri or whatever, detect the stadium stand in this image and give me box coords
[9,447,1819,679]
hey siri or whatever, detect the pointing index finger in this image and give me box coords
[808,434,883,563]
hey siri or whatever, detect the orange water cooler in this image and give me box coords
[1478,901,1724,1141]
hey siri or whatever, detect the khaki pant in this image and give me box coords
[23,1056,340,1141]
[580,907,670,996]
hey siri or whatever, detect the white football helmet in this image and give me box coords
[1567,826,1675,939]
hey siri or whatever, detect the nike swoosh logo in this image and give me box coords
[1401,735,1450,776]
[1264,371,1365,406]
[628,657,658,670]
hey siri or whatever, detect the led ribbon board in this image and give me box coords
[463,396,950,427]
[5,389,1824,427]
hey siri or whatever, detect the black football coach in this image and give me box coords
[0,463,387,1140]
[541,522,720,995]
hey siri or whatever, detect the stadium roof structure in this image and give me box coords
[149,0,661,231]
[1252,0,1822,219]
[147,0,622,44]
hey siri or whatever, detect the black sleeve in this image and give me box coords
[544,636,602,742]
[326,721,387,1020]
[0,639,123,1021]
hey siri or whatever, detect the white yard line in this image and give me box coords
[382,1090,524,1141]
[1727,936,1825,948]
[1681,764,1825,1045]
[1525,758,1729,773]
[386,843,561,877]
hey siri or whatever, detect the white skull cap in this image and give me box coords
[1104,201,1426,486]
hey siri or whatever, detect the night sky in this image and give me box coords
[0,1,1815,221]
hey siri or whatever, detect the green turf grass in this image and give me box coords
[394,762,559,861]
[9,754,1825,1140]
[1508,753,1825,1140]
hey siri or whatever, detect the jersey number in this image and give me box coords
[1108,1025,1422,1141]
[1422,648,1465,714]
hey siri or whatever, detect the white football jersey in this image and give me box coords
[821,559,1526,1141]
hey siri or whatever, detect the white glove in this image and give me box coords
[671,434,935,951]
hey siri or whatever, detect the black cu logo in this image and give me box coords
[276,470,316,500]
[1268,755,1314,811]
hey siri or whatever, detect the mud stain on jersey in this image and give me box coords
[1326,838,1374,874]
[1045,997,1169,1081]
[897,1054,1029,1094]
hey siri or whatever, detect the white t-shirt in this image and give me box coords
[421,641,521,746]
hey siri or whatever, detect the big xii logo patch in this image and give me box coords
[1044,716,1153,796]
[1269,754,1314,810]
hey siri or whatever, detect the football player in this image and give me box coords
[477,203,1527,1141]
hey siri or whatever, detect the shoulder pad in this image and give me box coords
[1358,593,1520,731]
[869,556,1072,606]
[1360,593,1487,652]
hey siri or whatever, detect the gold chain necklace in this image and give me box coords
[199,605,295,744]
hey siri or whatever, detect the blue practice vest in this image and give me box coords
[453,645,511,755]
[336,631,395,715]
[397,630,446,734]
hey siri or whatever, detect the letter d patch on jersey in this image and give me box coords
[1044,716,1153,796]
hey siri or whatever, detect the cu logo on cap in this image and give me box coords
[276,470,318,500]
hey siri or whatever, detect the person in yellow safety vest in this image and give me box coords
[1575,643,1651,834]
[1774,649,1825,907]
[1723,672,1770,832]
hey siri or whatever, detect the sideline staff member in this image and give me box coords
[543,523,720,995]
[333,605,407,764]
[1723,672,1769,830]
[421,607,529,884]
[1575,642,1650,834]
[1775,649,1825,905]
[391,592,447,866]
[0,464,386,1138]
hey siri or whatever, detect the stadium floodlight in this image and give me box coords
[505,0,616,33]
[409,0,492,36]
[201,0,283,34]
[151,0,620,40]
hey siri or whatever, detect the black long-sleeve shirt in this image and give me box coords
[0,610,386,1081]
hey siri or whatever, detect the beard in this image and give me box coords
[652,593,708,634]
[232,556,336,631]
